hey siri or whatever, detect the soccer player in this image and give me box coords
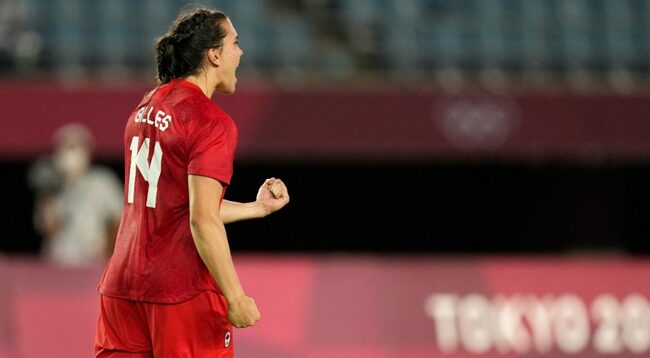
[94,8,289,357]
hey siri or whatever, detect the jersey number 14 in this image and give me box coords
[127,136,162,208]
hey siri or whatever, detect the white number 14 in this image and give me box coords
[127,136,163,208]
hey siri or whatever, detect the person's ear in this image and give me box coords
[207,48,221,67]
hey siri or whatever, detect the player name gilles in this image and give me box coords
[134,105,172,132]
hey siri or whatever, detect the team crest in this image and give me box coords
[225,331,231,348]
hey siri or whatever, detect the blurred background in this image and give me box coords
[1,0,650,357]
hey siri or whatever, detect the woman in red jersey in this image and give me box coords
[95,8,289,357]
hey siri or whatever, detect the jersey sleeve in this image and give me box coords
[186,112,236,186]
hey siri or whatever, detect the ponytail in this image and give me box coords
[156,36,177,84]
[155,8,229,83]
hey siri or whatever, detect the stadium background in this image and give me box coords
[1,0,650,357]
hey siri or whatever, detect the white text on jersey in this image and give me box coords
[134,106,173,132]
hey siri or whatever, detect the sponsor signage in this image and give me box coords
[1,256,648,357]
[1,83,649,161]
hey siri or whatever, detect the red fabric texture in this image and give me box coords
[95,291,234,357]
[98,78,238,303]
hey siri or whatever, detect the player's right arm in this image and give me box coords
[188,174,260,328]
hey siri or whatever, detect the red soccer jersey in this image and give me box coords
[98,79,238,303]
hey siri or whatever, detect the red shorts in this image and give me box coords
[94,291,233,357]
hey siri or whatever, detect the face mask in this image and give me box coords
[54,147,89,178]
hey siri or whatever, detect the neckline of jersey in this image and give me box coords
[171,78,206,97]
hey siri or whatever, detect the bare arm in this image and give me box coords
[220,178,290,224]
[188,174,260,328]
[220,200,266,224]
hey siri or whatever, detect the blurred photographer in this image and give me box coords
[28,123,122,266]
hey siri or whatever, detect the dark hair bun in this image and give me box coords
[155,8,228,83]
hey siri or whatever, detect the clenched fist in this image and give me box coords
[256,177,289,216]
[228,296,260,328]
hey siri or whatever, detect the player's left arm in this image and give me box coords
[220,178,289,224]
